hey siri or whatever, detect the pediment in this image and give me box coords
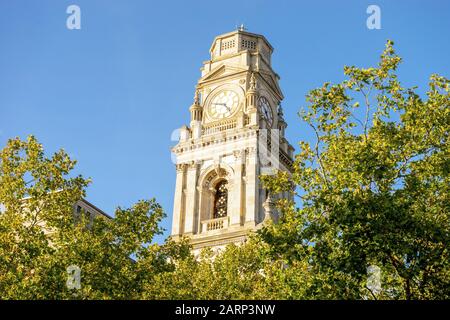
[259,71,284,100]
[199,64,247,84]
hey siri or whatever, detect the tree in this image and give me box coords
[143,236,312,300]
[0,136,188,299]
[260,40,449,299]
[1,40,448,300]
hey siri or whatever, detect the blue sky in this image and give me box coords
[1,0,449,243]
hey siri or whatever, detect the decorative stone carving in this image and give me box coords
[194,90,200,105]
[262,191,277,223]
[246,147,257,156]
[277,103,284,117]
[250,72,257,90]
[188,161,197,169]
[233,150,242,160]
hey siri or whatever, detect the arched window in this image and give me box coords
[213,181,228,218]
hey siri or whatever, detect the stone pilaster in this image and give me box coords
[183,162,199,235]
[230,150,244,226]
[171,163,186,236]
[246,72,258,126]
[244,147,258,226]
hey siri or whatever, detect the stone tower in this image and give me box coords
[171,28,294,253]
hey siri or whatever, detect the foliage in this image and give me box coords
[0,136,189,299]
[260,40,450,299]
[143,236,311,300]
[1,41,448,300]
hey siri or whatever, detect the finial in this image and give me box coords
[193,90,200,105]
[250,72,257,90]
[238,24,247,32]
[278,103,284,117]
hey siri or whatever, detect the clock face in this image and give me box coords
[259,96,273,126]
[208,90,239,119]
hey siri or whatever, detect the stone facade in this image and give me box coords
[171,28,294,253]
[73,198,112,226]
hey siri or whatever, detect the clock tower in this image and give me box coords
[171,28,294,253]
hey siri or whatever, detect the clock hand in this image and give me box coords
[212,102,232,114]
[214,103,231,111]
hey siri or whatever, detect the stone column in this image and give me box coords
[183,162,199,235]
[246,72,258,126]
[171,163,186,236]
[197,185,213,233]
[236,111,245,129]
[196,186,204,233]
[191,120,202,139]
[207,187,215,219]
[244,147,258,226]
[230,150,244,226]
